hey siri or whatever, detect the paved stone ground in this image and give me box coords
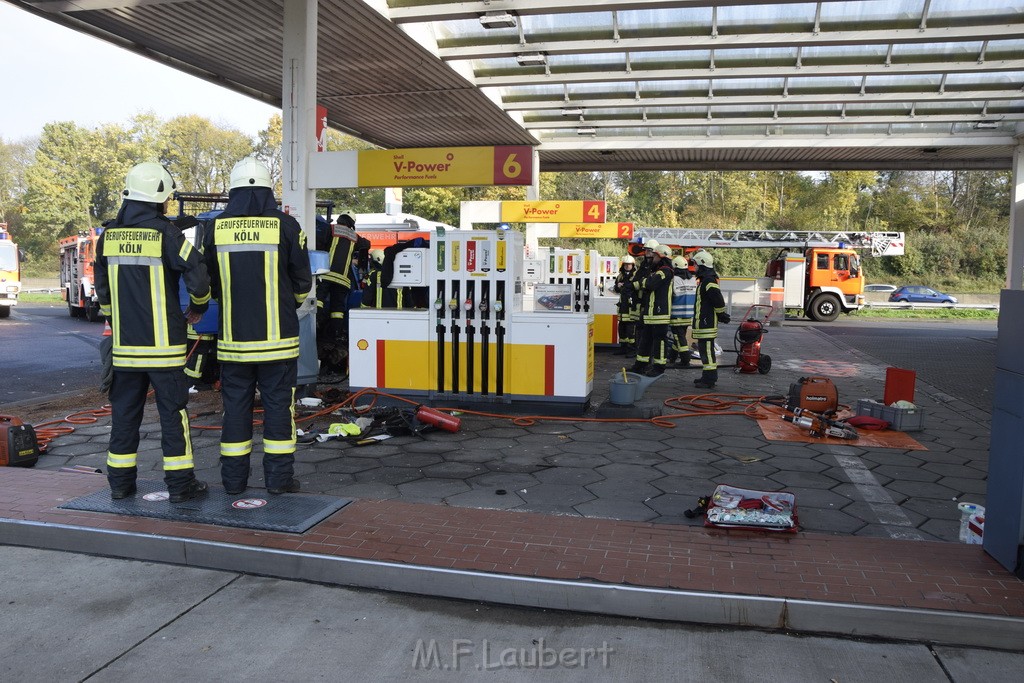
[33,319,995,543]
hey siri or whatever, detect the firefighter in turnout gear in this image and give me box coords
[204,157,313,495]
[94,162,212,503]
[612,254,637,356]
[320,212,358,342]
[360,249,409,308]
[691,250,731,389]
[668,255,697,368]
[630,244,674,377]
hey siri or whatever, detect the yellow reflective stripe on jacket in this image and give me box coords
[266,250,279,341]
[150,265,168,350]
[106,452,137,468]
[190,289,211,306]
[217,347,300,363]
[179,239,194,262]
[217,338,298,353]
[221,440,253,457]
[218,251,233,343]
[114,344,187,356]
[110,263,121,345]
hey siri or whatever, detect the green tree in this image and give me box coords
[161,115,253,193]
[21,122,95,259]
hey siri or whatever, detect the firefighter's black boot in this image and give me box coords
[629,361,647,374]
[645,364,665,378]
[168,478,208,504]
[693,370,718,390]
[613,344,628,356]
[267,479,301,495]
[108,466,138,500]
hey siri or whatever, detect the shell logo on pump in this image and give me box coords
[357,339,369,351]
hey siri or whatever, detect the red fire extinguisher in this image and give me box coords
[415,405,461,433]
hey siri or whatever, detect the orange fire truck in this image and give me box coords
[59,228,103,321]
[634,228,906,322]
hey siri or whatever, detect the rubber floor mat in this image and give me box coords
[59,479,350,533]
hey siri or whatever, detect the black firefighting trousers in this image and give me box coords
[219,360,297,491]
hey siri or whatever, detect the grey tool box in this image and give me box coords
[856,399,925,432]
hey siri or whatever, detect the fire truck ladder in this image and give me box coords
[634,228,905,257]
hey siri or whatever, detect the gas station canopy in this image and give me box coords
[12,0,1024,170]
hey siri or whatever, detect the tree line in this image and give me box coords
[0,114,1011,291]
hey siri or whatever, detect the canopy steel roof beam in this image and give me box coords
[390,0,862,23]
[476,58,1024,87]
[438,24,1024,61]
[28,0,191,11]
[526,113,1024,130]
[505,87,1024,112]
[537,134,1016,149]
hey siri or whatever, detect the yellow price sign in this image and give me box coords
[557,222,634,239]
[358,145,532,188]
[501,201,606,223]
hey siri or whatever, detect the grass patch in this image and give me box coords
[852,307,999,320]
[18,292,64,304]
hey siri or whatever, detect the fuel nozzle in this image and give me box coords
[464,298,473,312]
[433,297,443,311]
[493,300,503,314]
[479,298,489,314]
[448,298,458,312]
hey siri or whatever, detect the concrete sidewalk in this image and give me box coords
[2,318,1020,656]
[5,545,1021,682]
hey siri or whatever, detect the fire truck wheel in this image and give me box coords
[68,298,82,318]
[0,306,9,319]
[758,354,772,374]
[809,294,841,322]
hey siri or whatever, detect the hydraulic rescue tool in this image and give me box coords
[783,407,858,440]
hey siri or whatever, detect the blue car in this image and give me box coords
[889,286,958,304]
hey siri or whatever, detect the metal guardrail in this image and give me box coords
[864,301,999,311]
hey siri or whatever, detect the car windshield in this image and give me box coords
[0,244,17,271]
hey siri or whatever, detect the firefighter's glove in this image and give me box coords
[173,215,200,230]
[99,335,113,395]
[183,306,203,325]
[297,293,317,320]
[718,313,731,324]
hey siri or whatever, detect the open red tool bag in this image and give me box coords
[704,484,799,532]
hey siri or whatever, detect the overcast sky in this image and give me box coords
[0,4,279,142]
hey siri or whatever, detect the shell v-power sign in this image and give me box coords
[358,146,533,187]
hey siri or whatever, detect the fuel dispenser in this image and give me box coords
[534,248,620,346]
[348,230,593,408]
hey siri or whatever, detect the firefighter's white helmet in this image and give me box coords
[643,238,660,250]
[123,162,176,203]
[369,249,385,265]
[621,255,636,265]
[654,244,672,258]
[230,157,272,189]
[692,250,714,268]
[672,255,689,270]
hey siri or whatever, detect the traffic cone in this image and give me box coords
[102,320,112,337]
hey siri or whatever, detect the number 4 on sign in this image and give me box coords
[583,201,606,223]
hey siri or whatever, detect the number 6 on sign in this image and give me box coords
[493,145,533,185]
[503,154,521,178]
